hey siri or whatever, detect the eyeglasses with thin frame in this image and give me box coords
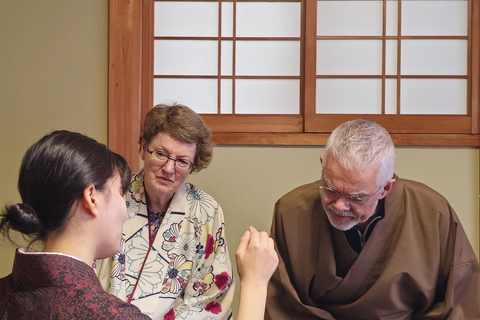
[146,148,193,173]
[318,179,383,207]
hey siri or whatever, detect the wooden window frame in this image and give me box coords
[108,0,480,172]
[310,0,479,137]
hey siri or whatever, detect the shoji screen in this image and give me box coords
[153,1,302,116]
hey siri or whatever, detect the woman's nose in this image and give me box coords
[162,158,176,173]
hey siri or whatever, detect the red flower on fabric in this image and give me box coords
[214,271,231,291]
[164,308,175,320]
[194,281,209,294]
[205,234,214,259]
[205,301,222,314]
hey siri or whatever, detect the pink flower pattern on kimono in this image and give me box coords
[163,308,175,320]
[204,234,214,259]
[205,301,222,315]
[161,255,193,294]
[192,265,214,296]
[214,271,232,291]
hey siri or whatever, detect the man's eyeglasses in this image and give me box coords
[318,179,383,207]
[146,148,193,173]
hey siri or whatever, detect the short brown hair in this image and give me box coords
[139,103,213,173]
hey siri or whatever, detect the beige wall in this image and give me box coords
[0,0,109,274]
[1,0,478,317]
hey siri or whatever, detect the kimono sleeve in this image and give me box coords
[417,210,480,320]
[266,197,336,320]
[162,203,235,319]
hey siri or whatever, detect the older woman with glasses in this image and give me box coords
[97,103,235,319]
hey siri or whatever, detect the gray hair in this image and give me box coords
[323,119,395,186]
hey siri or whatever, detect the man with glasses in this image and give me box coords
[265,119,480,319]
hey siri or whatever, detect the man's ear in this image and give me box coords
[82,184,99,217]
[379,178,396,200]
[320,155,324,165]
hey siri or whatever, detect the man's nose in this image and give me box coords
[332,194,350,211]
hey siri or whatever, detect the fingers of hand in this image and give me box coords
[248,226,260,245]
[249,232,277,265]
[268,237,274,250]
[236,227,278,272]
[235,230,251,258]
[259,230,269,245]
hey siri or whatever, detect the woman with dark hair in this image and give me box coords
[0,130,150,319]
[96,103,236,319]
[0,129,279,320]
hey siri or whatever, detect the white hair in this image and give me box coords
[323,119,395,186]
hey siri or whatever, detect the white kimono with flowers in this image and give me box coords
[97,170,234,320]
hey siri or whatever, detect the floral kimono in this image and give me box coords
[97,170,234,320]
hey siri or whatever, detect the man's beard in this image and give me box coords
[324,205,369,231]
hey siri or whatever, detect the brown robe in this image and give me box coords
[266,177,480,320]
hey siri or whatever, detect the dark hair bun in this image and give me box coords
[1,204,40,235]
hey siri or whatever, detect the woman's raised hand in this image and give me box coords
[235,226,279,287]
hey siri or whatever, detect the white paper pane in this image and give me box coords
[237,2,301,37]
[386,1,398,36]
[154,2,218,37]
[401,79,467,114]
[402,40,467,75]
[402,0,468,36]
[221,2,233,37]
[385,79,397,114]
[221,41,233,76]
[317,40,382,75]
[154,79,218,114]
[236,79,300,114]
[221,79,232,114]
[316,79,382,114]
[154,40,218,75]
[386,40,397,75]
[236,41,300,76]
[317,1,383,36]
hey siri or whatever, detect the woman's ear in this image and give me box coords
[82,184,99,217]
[140,139,146,161]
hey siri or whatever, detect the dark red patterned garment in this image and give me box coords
[0,249,151,320]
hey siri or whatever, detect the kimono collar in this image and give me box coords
[11,248,98,288]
